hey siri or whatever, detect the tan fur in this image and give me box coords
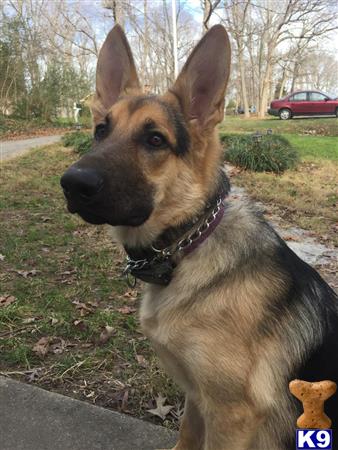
[88,25,306,450]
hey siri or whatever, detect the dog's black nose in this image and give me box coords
[60,167,104,201]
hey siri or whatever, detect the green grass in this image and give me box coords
[220,117,338,245]
[0,144,181,427]
[285,134,338,161]
[221,116,338,136]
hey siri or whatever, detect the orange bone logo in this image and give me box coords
[289,379,337,429]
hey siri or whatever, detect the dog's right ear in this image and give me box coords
[93,25,140,118]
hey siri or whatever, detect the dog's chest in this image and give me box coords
[139,288,197,392]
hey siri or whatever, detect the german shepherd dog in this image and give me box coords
[61,25,338,450]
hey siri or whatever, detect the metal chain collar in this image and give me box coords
[123,197,224,287]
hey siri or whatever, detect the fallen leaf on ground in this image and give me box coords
[135,354,148,368]
[117,306,137,314]
[50,318,59,326]
[15,269,40,278]
[87,301,99,308]
[33,337,50,357]
[22,317,38,324]
[33,337,66,356]
[122,290,138,301]
[147,395,174,420]
[72,300,95,316]
[0,254,5,261]
[282,235,300,242]
[26,368,42,382]
[99,325,115,344]
[73,319,87,331]
[50,338,66,354]
[0,295,16,307]
[111,389,129,412]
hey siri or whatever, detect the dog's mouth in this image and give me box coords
[66,201,151,227]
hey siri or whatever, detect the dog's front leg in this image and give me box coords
[174,396,205,450]
[157,396,204,450]
[203,403,259,450]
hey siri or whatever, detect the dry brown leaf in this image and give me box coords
[50,318,59,326]
[99,325,115,344]
[122,290,138,301]
[117,306,137,314]
[0,295,16,307]
[16,269,40,278]
[87,301,99,308]
[26,368,42,382]
[33,337,50,357]
[147,395,174,420]
[135,354,148,368]
[121,390,129,411]
[73,319,87,331]
[72,300,94,317]
[0,254,5,261]
[32,337,66,356]
[22,317,38,324]
[282,235,300,242]
[50,338,66,354]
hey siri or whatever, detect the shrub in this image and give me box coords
[62,131,92,155]
[220,132,299,173]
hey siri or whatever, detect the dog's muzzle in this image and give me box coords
[60,165,153,227]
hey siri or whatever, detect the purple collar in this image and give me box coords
[183,200,225,256]
[123,196,227,287]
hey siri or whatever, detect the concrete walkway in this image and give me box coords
[0,135,63,161]
[0,377,177,450]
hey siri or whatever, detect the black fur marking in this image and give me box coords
[127,95,156,115]
[126,96,190,155]
[258,231,338,444]
[157,100,190,155]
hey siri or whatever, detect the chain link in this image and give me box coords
[124,198,223,273]
[123,196,224,285]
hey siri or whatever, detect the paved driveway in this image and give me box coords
[0,135,63,161]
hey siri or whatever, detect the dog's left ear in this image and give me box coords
[171,25,231,127]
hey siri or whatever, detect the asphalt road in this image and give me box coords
[0,134,63,161]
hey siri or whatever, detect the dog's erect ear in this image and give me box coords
[171,25,231,127]
[95,25,140,112]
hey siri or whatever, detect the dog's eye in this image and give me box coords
[147,133,166,148]
[94,123,107,141]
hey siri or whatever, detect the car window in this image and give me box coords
[290,92,307,101]
[309,92,327,101]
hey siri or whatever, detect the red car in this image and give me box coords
[268,90,338,120]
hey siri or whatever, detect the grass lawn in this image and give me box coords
[220,117,338,246]
[0,145,181,428]
[0,116,337,428]
[222,115,338,136]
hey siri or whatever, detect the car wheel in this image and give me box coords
[279,108,292,120]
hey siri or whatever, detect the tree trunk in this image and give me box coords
[258,63,272,118]
[291,61,299,92]
[278,68,287,98]
[238,50,250,118]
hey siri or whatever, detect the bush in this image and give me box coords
[220,132,299,173]
[62,131,92,155]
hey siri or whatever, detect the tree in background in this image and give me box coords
[0,0,337,120]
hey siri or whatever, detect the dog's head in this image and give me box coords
[61,25,230,244]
